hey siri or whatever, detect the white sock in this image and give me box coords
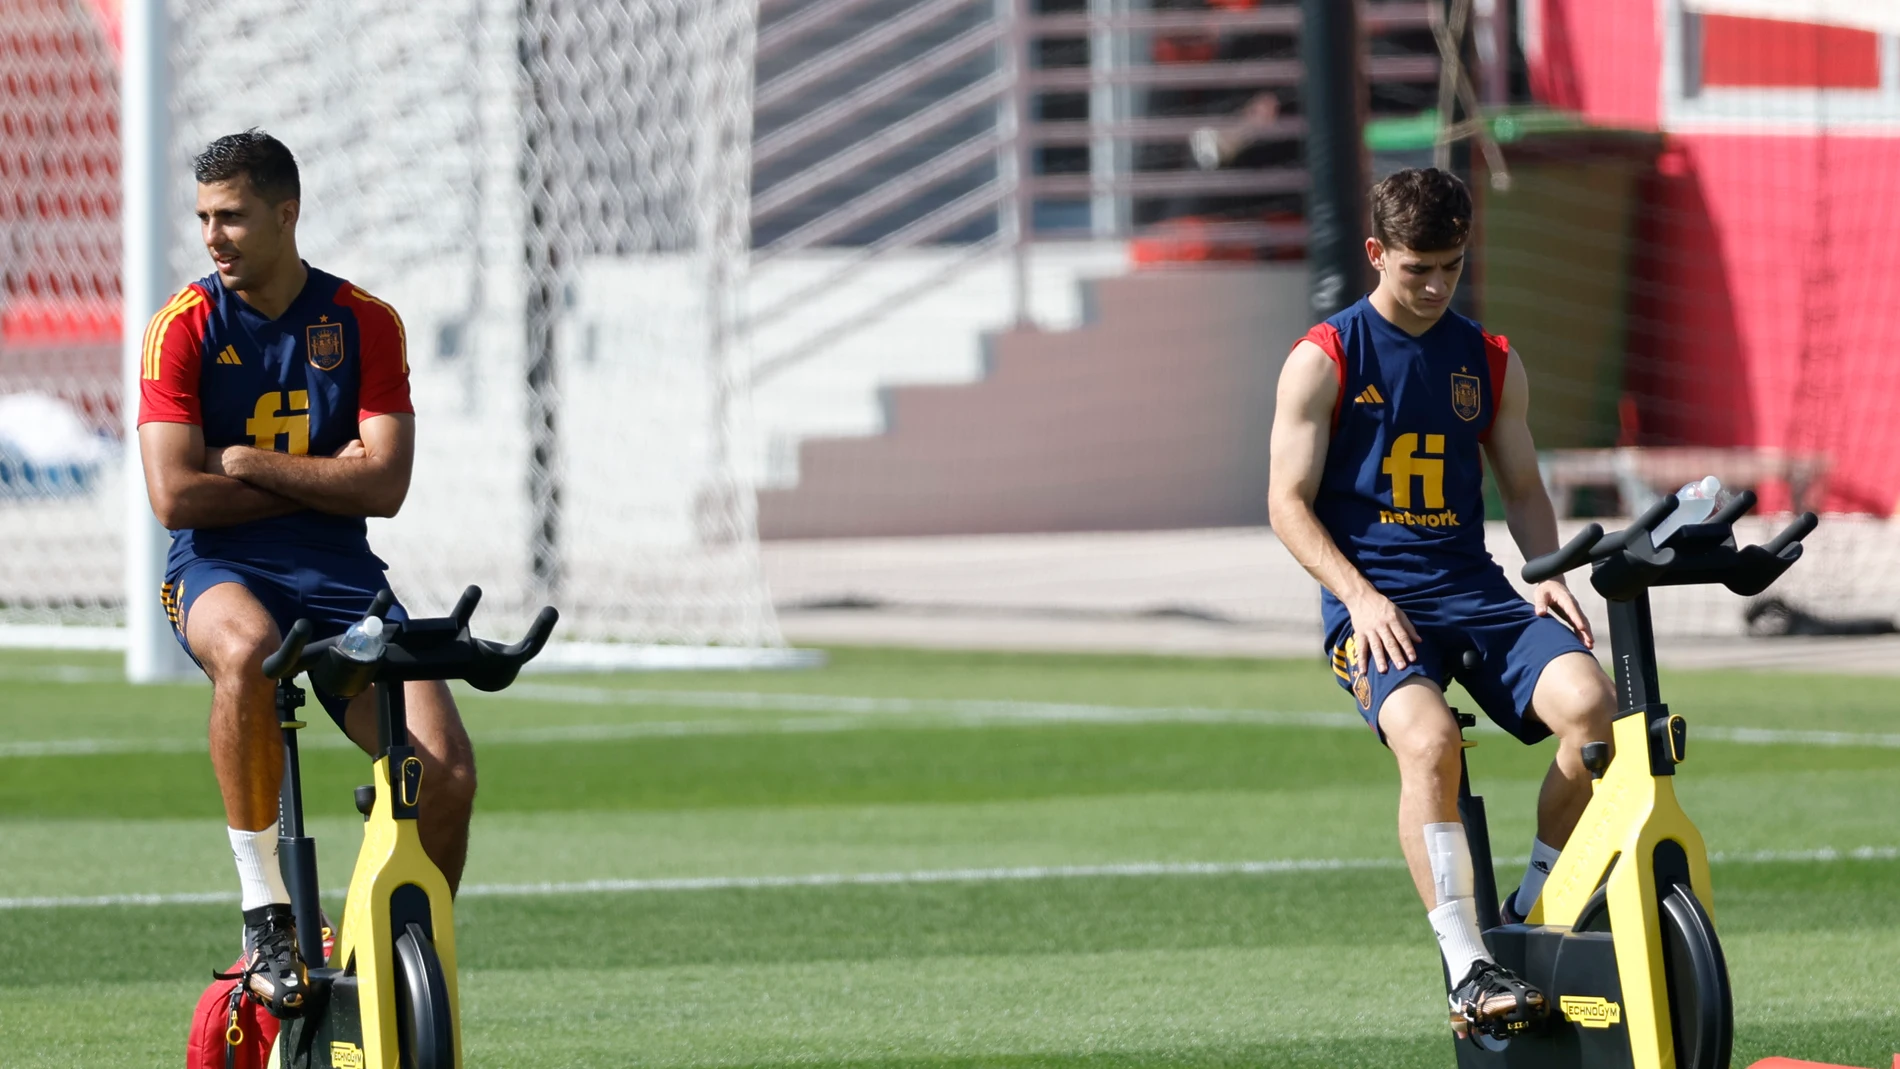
[229,823,290,912]
[1430,898,1492,983]
[1423,821,1494,982]
[1514,838,1562,915]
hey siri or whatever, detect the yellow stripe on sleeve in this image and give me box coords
[139,293,184,380]
[351,288,409,373]
[141,289,204,380]
[141,291,195,379]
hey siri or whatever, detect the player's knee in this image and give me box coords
[1541,672,1614,742]
[1414,733,1464,777]
[1578,690,1614,740]
[430,746,478,817]
[431,767,476,830]
[446,754,477,809]
[199,621,277,684]
[1386,712,1463,777]
[409,686,476,814]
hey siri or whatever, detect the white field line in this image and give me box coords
[0,738,207,758]
[501,686,1900,751]
[0,735,360,758]
[501,684,1363,729]
[0,665,125,684]
[3,846,1895,912]
[0,688,1364,758]
[10,685,1900,756]
[0,890,243,909]
[499,686,1900,751]
[460,858,1401,898]
[0,714,1277,758]
[1694,725,1900,748]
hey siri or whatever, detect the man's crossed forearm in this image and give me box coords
[208,441,402,519]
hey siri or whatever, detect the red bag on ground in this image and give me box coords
[186,959,281,1069]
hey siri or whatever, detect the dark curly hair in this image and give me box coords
[193,129,300,204]
[1369,167,1471,252]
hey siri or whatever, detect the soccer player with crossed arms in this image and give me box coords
[1268,169,1617,1037]
[137,130,477,1017]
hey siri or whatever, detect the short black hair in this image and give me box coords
[193,129,300,204]
[1369,167,1471,252]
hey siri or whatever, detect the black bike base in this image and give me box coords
[1453,925,1630,1069]
[278,968,363,1068]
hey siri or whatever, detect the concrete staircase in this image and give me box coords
[758,266,1310,539]
[747,243,1129,488]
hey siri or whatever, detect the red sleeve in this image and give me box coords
[337,284,414,420]
[1479,330,1510,442]
[1297,322,1348,434]
[136,285,210,426]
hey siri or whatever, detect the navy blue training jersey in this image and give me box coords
[1304,296,1510,598]
[136,265,412,560]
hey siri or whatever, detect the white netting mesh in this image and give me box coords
[0,0,121,626]
[0,0,778,645]
[7,0,1894,651]
[509,0,775,643]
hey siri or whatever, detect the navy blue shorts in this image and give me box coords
[163,546,408,729]
[1322,579,1591,745]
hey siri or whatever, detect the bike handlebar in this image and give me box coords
[1762,510,1819,557]
[260,619,315,680]
[1519,489,1815,601]
[1519,522,1607,586]
[262,585,559,695]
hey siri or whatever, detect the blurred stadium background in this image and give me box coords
[6,0,1900,667]
[3,5,1899,1068]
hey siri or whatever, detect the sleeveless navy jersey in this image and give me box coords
[136,264,412,560]
[1305,296,1510,598]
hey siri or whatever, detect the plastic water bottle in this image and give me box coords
[1651,475,1728,547]
[336,614,386,662]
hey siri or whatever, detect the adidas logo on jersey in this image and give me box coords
[1353,385,1385,405]
[216,345,242,366]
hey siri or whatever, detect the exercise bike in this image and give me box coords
[260,587,557,1069]
[1448,490,1815,1069]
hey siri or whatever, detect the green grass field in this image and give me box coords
[1,645,1896,1067]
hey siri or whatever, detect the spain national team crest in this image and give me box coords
[306,321,346,372]
[1451,372,1482,422]
[1353,673,1372,711]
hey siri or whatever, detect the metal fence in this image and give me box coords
[748,0,1441,381]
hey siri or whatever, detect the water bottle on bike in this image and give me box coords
[1651,475,1733,547]
[336,614,386,662]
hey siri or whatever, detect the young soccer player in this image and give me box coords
[137,130,477,1018]
[1266,168,1617,1037]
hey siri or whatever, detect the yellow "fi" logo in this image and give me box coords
[246,390,311,454]
[1381,433,1445,509]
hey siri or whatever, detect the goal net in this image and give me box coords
[2,0,781,650]
[0,0,122,630]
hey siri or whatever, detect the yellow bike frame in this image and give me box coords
[265,588,556,1069]
[329,746,462,1069]
[1455,495,1811,1069]
[1527,707,1711,1069]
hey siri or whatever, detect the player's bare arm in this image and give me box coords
[140,420,300,529]
[1268,339,1421,673]
[1480,348,1594,648]
[206,412,414,519]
